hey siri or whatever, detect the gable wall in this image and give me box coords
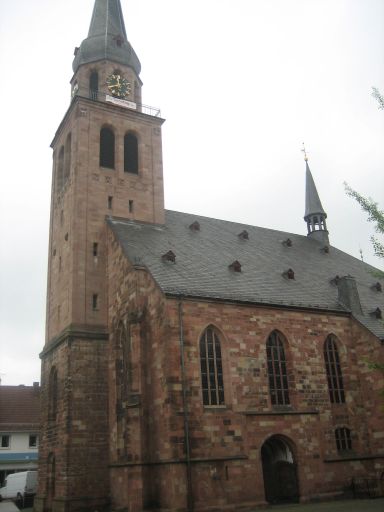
[162,298,384,508]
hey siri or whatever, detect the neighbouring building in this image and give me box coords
[35,1,384,511]
[0,384,40,487]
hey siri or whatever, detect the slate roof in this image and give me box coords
[72,0,141,75]
[0,385,40,431]
[108,210,384,341]
[305,162,327,219]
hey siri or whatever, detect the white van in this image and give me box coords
[0,470,37,504]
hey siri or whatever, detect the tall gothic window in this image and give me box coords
[116,322,132,400]
[56,146,65,192]
[200,326,225,406]
[124,133,139,174]
[100,127,115,169]
[64,132,71,182]
[90,71,98,100]
[48,367,58,421]
[267,331,290,406]
[335,427,352,451]
[324,334,345,404]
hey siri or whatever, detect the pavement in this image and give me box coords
[0,502,19,512]
[263,498,384,511]
[1,498,384,512]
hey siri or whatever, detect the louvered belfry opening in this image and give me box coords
[124,133,139,173]
[100,127,115,168]
[200,327,225,406]
[90,71,99,100]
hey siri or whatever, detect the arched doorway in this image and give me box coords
[261,435,299,504]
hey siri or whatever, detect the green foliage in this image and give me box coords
[344,183,384,272]
[372,87,384,110]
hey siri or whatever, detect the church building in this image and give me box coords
[36,1,384,511]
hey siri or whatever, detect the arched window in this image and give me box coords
[335,427,352,451]
[324,334,345,404]
[100,127,115,169]
[116,322,132,400]
[48,367,58,421]
[266,331,290,406]
[90,71,98,100]
[200,326,224,406]
[64,132,71,182]
[124,133,139,173]
[56,146,64,192]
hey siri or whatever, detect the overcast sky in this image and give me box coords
[0,0,383,386]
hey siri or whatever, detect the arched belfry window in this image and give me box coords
[324,334,345,403]
[90,71,98,100]
[48,367,58,421]
[266,330,290,406]
[56,146,65,192]
[64,132,71,182]
[124,133,139,174]
[100,127,115,169]
[200,326,225,406]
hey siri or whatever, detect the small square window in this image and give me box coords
[1,435,10,448]
[29,435,38,448]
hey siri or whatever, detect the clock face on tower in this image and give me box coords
[106,74,131,98]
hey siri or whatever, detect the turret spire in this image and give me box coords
[303,153,329,245]
[72,0,141,76]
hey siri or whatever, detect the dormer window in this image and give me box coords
[373,282,382,292]
[238,230,249,240]
[283,268,295,280]
[282,238,292,247]
[330,275,340,286]
[323,245,330,253]
[371,307,382,319]
[189,221,200,232]
[229,260,242,272]
[162,250,176,263]
[114,35,124,47]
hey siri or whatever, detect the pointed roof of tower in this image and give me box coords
[304,161,327,220]
[72,0,141,75]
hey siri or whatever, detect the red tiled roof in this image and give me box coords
[0,385,40,427]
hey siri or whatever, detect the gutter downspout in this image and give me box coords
[178,297,194,512]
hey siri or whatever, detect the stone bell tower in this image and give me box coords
[36,1,165,510]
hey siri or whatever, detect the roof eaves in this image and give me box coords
[163,291,348,315]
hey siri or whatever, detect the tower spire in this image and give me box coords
[303,150,329,245]
[72,0,141,75]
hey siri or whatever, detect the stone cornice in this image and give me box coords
[40,324,109,358]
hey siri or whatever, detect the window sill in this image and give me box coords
[203,405,227,411]
[243,409,319,416]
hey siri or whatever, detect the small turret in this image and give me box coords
[303,151,329,245]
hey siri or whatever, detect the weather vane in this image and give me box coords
[301,142,308,162]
